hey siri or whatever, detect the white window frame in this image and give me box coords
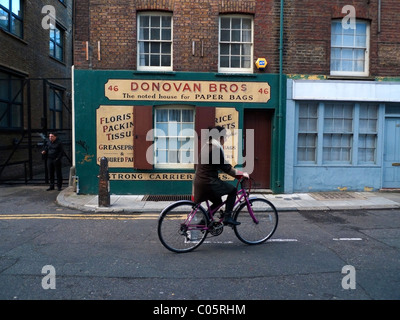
[297,102,318,164]
[137,12,173,72]
[330,19,370,77]
[154,106,195,169]
[218,14,253,74]
[296,102,379,166]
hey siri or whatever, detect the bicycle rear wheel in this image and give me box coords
[158,200,209,253]
[233,198,278,245]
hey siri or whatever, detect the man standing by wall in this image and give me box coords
[42,133,64,191]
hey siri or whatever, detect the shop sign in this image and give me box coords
[215,107,239,167]
[96,105,134,167]
[109,172,234,181]
[105,79,270,103]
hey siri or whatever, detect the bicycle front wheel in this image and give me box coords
[233,198,278,245]
[158,201,209,253]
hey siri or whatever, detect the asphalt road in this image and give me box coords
[0,185,399,306]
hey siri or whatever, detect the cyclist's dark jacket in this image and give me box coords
[192,139,237,204]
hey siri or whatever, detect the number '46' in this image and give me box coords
[258,88,269,94]
[108,85,119,91]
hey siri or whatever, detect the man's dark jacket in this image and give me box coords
[44,138,64,161]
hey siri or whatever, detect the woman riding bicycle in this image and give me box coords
[192,126,249,226]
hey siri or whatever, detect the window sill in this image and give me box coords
[133,70,176,76]
[49,55,66,66]
[216,72,256,78]
[154,164,195,170]
[0,28,27,45]
[327,75,375,81]
[295,163,379,168]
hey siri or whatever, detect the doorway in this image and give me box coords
[383,117,400,188]
[244,109,273,189]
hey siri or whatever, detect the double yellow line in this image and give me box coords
[0,213,160,220]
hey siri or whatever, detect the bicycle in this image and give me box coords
[157,177,278,253]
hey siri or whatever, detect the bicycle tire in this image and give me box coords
[233,197,278,245]
[158,200,209,253]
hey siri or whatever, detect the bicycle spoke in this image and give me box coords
[158,201,208,253]
[233,198,278,245]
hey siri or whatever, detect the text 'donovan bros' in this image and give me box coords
[105,79,270,103]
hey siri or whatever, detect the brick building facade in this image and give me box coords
[283,0,400,77]
[74,0,281,73]
[283,0,400,192]
[73,0,286,195]
[72,0,400,195]
[0,0,73,182]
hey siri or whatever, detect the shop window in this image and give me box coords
[298,102,318,163]
[0,71,23,129]
[154,107,195,168]
[133,106,214,170]
[0,0,23,38]
[219,15,253,73]
[330,20,370,76]
[358,104,377,164]
[323,103,353,163]
[137,12,172,71]
[296,102,378,166]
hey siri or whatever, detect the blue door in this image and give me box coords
[383,117,400,188]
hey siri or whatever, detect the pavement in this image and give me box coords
[56,186,400,214]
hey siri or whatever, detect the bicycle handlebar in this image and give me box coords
[236,176,253,194]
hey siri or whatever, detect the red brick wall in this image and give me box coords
[74,0,400,77]
[74,0,281,73]
[283,0,400,77]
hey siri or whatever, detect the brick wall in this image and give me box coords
[283,0,400,77]
[0,0,73,78]
[74,0,281,73]
[74,0,400,76]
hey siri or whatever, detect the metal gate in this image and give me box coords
[0,78,72,184]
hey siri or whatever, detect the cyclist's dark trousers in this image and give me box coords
[209,185,236,214]
[48,158,62,189]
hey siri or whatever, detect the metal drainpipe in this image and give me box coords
[276,0,284,191]
[378,0,381,33]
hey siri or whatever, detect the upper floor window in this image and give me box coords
[0,0,23,38]
[49,23,64,62]
[137,12,172,71]
[331,20,370,76]
[219,15,253,73]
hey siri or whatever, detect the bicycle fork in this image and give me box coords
[244,198,260,225]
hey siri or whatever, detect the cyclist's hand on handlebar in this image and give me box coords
[235,170,249,180]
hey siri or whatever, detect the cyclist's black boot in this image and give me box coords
[223,212,240,226]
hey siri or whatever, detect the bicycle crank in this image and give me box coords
[208,221,224,236]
